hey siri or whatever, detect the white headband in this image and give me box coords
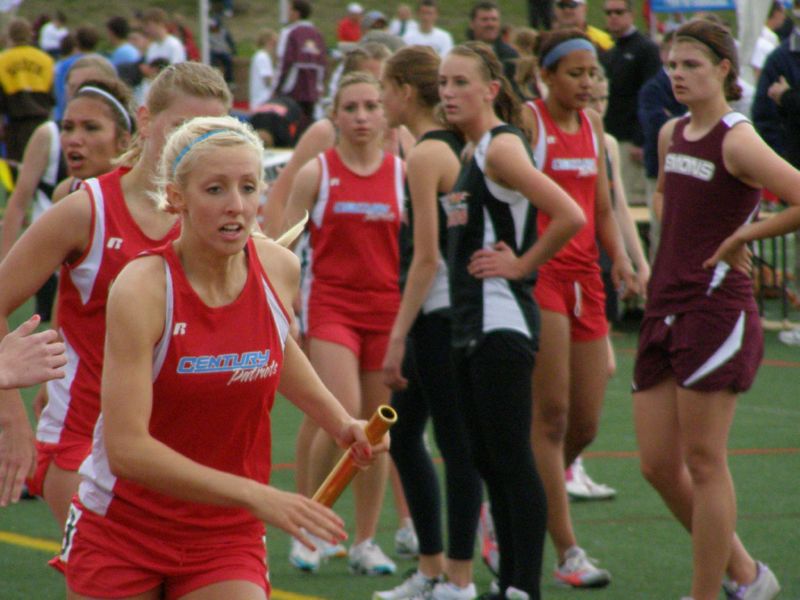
[76,85,132,132]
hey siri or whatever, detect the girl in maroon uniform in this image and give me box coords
[633,19,800,600]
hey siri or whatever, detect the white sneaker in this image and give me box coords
[429,581,477,599]
[505,587,530,600]
[312,532,347,559]
[395,518,420,558]
[373,569,440,599]
[778,327,800,346]
[554,546,611,588]
[723,561,781,600]
[349,539,397,576]
[565,457,616,501]
[289,536,320,572]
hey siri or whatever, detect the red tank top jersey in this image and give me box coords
[646,113,760,316]
[305,148,403,329]
[37,167,181,450]
[79,238,290,541]
[528,99,600,275]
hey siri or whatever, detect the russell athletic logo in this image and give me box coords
[177,349,279,385]
[664,153,715,182]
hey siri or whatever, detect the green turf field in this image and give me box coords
[0,305,798,600]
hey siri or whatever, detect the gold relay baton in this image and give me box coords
[312,405,397,508]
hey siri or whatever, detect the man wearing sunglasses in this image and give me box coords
[553,0,614,52]
[602,0,660,207]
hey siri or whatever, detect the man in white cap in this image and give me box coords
[337,2,363,43]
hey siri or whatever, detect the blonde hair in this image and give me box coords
[332,71,382,114]
[154,115,264,214]
[116,63,233,167]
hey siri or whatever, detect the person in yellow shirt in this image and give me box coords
[0,18,54,162]
[553,0,614,53]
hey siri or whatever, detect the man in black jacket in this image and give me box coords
[602,0,660,206]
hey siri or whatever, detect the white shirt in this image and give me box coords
[388,18,418,37]
[249,49,274,110]
[750,26,779,70]
[403,27,453,56]
[39,22,68,52]
[145,34,187,65]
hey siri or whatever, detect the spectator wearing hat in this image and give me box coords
[0,18,54,162]
[553,0,613,53]
[389,4,419,38]
[338,3,364,43]
[402,0,453,57]
[361,11,405,52]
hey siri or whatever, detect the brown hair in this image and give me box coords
[384,45,441,109]
[513,27,539,57]
[534,28,593,72]
[72,78,136,141]
[7,18,32,45]
[342,42,392,76]
[116,63,232,167]
[675,18,741,101]
[447,41,522,129]
[332,71,382,114]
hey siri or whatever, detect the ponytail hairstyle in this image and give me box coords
[383,45,441,109]
[447,41,522,129]
[534,28,595,74]
[115,62,233,167]
[674,18,742,102]
[72,78,136,144]
[154,115,263,214]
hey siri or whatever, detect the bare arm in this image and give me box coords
[652,118,679,223]
[282,159,321,248]
[471,132,585,280]
[0,190,91,505]
[0,124,53,258]
[262,119,335,238]
[383,140,457,390]
[704,123,800,271]
[102,256,349,548]
[588,111,637,296]
[254,238,386,460]
[605,133,650,291]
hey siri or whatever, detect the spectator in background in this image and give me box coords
[361,11,406,52]
[106,16,141,70]
[273,0,327,123]
[469,1,519,82]
[250,28,277,110]
[553,0,614,54]
[402,0,453,57]
[38,11,68,58]
[389,4,419,38]
[209,16,237,84]
[751,2,785,81]
[54,25,100,122]
[603,0,660,207]
[171,13,202,62]
[142,7,187,68]
[0,18,54,162]
[637,30,686,260]
[528,0,554,30]
[338,2,364,44]
[250,96,304,148]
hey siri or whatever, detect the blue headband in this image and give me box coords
[172,129,242,174]
[542,38,596,69]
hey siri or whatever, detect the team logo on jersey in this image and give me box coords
[302,39,322,55]
[177,349,279,384]
[546,135,557,145]
[173,323,187,336]
[664,153,715,182]
[330,177,340,187]
[333,201,396,222]
[106,237,123,250]
[551,158,597,177]
[441,191,469,227]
